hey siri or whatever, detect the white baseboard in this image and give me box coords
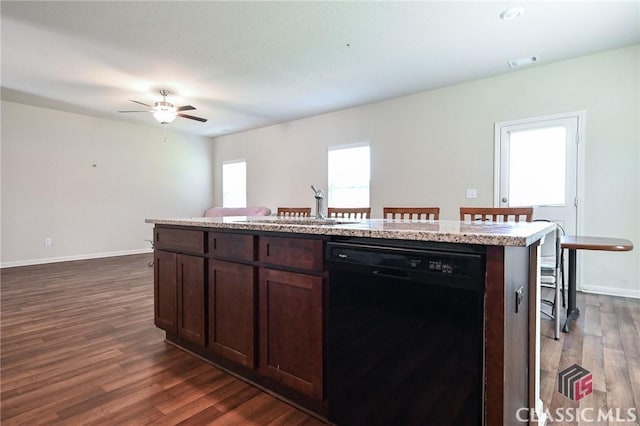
[580,285,640,299]
[0,248,153,269]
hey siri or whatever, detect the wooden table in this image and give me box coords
[560,235,634,332]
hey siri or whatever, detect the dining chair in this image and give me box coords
[277,207,312,217]
[534,219,565,340]
[459,207,533,223]
[383,207,440,220]
[327,207,371,219]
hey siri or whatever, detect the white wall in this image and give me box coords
[1,101,215,266]
[212,45,640,297]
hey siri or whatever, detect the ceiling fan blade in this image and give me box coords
[178,113,207,123]
[177,105,196,112]
[118,110,149,113]
[129,100,151,107]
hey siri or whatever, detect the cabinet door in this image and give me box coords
[177,254,206,346]
[208,260,256,368]
[259,268,323,400]
[154,250,177,332]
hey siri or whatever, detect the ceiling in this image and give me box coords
[1,1,638,137]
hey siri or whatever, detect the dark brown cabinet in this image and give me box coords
[258,236,325,401]
[154,227,326,409]
[259,268,324,400]
[207,232,257,369]
[176,254,206,346]
[154,250,206,346]
[208,259,256,368]
[153,227,206,347]
[154,250,177,332]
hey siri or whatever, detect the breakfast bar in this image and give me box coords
[146,216,555,425]
[560,235,634,333]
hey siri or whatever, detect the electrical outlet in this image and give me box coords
[45,237,52,246]
[466,188,477,199]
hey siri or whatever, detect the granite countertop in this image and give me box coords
[146,216,556,247]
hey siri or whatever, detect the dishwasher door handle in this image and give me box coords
[372,268,411,279]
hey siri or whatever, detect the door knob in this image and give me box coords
[502,197,508,203]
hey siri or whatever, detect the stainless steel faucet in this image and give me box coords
[310,185,325,219]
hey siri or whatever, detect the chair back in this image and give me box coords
[327,207,371,219]
[459,207,533,223]
[277,207,311,217]
[383,207,440,220]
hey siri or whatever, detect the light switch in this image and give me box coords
[466,189,477,199]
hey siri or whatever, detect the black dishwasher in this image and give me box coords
[326,238,485,426]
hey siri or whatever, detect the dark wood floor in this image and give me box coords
[538,288,640,426]
[1,254,324,425]
[1,254,638,425]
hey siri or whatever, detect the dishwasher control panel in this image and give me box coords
[428,259,455,274]
[326,241,484,280]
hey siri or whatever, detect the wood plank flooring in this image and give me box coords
[1,254,638,425]
[1,255,324,425]
[539,289,640,426]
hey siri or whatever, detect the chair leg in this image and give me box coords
[554,267,561,340]
[560,252,566,308]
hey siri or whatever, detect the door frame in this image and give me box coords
[493,110,586,236]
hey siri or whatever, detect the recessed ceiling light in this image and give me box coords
[508,55,539,69]
[500,7,524,21]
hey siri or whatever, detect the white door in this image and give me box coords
[494,113,581,236]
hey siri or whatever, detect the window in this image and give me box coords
[222,161,246,208]
[328,144,370,207]
[507,126,567,206]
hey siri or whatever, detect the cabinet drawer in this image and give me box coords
[155,227,205,255]
[259,237,323,272]
[209,232,255,262]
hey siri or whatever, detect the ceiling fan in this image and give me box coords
[118,89,207,124]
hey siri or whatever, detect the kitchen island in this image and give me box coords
[145,216,554,425]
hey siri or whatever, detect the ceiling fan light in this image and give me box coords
[152,101,177,124]
[153,110,177,124]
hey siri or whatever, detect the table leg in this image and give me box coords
[562,248,580,333]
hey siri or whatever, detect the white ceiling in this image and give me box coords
[1,1,638,137]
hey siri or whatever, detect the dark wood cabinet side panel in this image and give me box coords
[259,237,323,272]
[259,268,323,400]
[208,260,256,368]
[176,254,206,346]
[154,250,177,332]
[485,246,505,426]
[155,227,205,255]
